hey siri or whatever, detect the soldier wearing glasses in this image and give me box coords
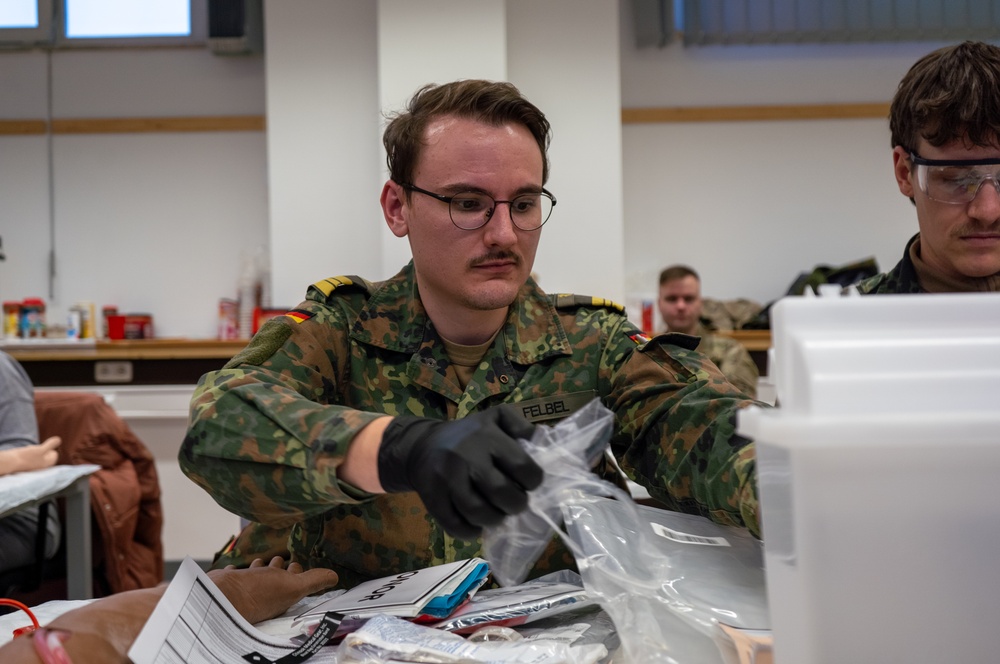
[859,41,1000,295]
[180,80,759,588]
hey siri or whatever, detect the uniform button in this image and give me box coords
[499,375,509,384]
[104,504,112,511]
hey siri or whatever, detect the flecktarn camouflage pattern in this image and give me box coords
[856,234,924,295]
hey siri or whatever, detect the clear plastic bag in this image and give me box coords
[481,399,629,587]
[482,399,771,664]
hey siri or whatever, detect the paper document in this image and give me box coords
[128,557,339,664]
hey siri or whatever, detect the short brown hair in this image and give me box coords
[382,79,552,189]
[659,265,700,286]
[890,41,1000,151]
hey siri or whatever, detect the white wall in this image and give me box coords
[1,49,268,338]
[375,0,508,278]
[508,0,625,300]
[265,0,381,307]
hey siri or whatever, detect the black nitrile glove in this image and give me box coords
[377,407,543,539]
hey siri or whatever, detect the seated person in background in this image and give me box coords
[658,265,759,399]
[180,79,761,589]
[858,40,1000,294]
[0,556,338,664]
[0,350,62,575]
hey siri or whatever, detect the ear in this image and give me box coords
[892,146,916,199]
[381,180,409,238]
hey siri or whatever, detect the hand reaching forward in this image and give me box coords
[210,556,340,625]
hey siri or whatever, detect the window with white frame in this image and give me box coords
[0,0,208,47]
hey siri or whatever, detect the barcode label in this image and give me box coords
[650,522,730,547]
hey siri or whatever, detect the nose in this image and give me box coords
[482,202,519,246]
[968,177,1000,221]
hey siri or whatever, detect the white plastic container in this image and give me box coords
[738,291,1000,664]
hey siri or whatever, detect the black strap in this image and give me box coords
[242,612,344,664]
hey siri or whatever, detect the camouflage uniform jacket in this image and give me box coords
[855,234,924,295]
[180,262,758,588]
[691,323,759,399]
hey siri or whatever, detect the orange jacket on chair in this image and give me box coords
[35,391,164,594]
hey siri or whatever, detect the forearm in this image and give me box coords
[181,369,387,524]
[0,586,165,664]
[0,446,28,475]
[0,445,41,476]
[338,416,392,493]
[626,415,759,534]
[610,339,759,532]
[0,560,340,663]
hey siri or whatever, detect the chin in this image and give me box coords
[955,255,1000,278]
[963,264,1000,278]
[463,284,520,311]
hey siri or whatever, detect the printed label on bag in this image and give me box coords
[650,522,730,547]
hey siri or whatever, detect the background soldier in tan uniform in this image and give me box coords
[181,80,762,588]
[657,265,759,399]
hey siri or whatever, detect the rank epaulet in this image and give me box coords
[552,293,625,314]
[309,275,373,299]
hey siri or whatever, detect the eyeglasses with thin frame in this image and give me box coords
[399,182,556,231]
[909,150,1000,204]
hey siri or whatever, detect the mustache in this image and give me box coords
[955,222,1000,236]
[469,251,521,268]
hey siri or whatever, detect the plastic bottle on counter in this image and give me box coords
[2,301,20,339]
[218,298,239,340]
[255,245,272,310]
[76,301,97,339]
[66,305,82,340]
[102,306,118,339]
[238,254,256,339]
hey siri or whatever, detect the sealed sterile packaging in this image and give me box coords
[335,613,608,664]
[482,399,771,664]
[429,570,595,634]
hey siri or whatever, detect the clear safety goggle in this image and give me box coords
[910,151,1000,204]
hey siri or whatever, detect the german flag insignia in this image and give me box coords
[629,332,650,346]
[284,309,314,324]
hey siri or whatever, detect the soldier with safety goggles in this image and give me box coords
[859,41,1000,294]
